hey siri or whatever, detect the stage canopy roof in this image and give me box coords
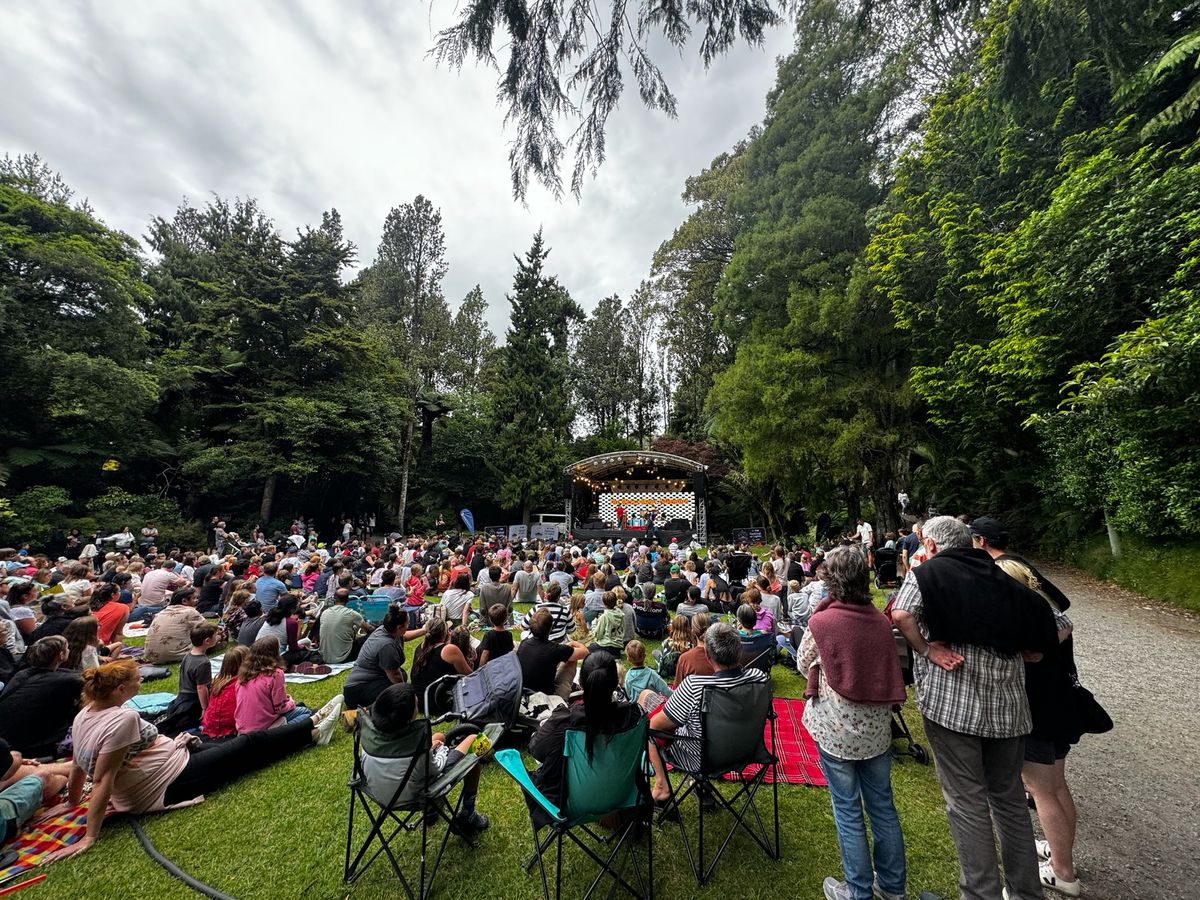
[565,451,706,491]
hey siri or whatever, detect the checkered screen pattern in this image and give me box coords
[599,492,695,525]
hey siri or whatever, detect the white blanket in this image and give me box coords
[207,653,354,683]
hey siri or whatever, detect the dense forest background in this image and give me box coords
[1,0,1198,563]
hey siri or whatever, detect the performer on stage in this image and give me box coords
[615,503,626,529]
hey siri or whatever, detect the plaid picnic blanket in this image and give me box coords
[0,804,89,882]
[724,697,826,787]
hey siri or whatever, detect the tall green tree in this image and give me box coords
[357,195,453,532]
[706,0,916,534]
[442,285,496,397]
[491,232,582,525]
[0,168,156,490]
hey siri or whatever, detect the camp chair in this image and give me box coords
[344,708,491,899]
[497,717,654,899]
[653,678,780,885]
[739,632,778,672]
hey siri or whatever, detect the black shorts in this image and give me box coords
[1024,736,1071,765]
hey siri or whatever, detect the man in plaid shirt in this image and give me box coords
[891,516,1047,900]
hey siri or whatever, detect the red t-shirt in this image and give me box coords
[93,600,128,645]
[201,683,239,739]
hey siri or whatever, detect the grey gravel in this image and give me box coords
[1034,564,1200,900]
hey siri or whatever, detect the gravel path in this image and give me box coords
[1036,564,1200,900]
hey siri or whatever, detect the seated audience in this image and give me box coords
[477,604,514,667]
[517,608,589,700]
[44,659,340,861]
[156,624,221,737]
[234,637,314,732]
[0,636,81,757]
[343,607,426,710]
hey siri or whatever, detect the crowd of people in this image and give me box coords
[0,512,1100,898]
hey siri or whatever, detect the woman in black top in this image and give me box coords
[0,636,81,757]
[410,617,474,713]
[527,650,643,826]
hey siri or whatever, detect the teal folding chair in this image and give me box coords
[344,709,492,899]
[653,679,780,884]
[497,717,654,899]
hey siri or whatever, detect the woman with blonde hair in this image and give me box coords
[44,659,340,861]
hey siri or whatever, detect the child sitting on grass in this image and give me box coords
[589,592,626,656]
[623,640,670,702]
[201,646,249,741]
[362,682,488,834]
[477,604,514,667]
[157,623,220,737]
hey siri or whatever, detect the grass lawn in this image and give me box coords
[29,588,961,900]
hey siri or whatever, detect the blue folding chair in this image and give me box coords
[497,717,654,899]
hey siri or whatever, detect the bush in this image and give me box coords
[1066,534,1200,614]
[84,488,205,549]
[0,485,72,546]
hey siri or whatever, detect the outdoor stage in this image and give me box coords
[563,450,709,545]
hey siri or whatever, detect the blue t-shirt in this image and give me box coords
[625,666,670,700]
[255,576,290,613]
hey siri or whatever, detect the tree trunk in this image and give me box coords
[1105,510,1123,559]
[397,420,414,535]
[260,473,277,523]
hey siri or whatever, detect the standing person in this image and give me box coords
[890,516,1058,900]
[971,517,1094,898]
[615,503,626,530]
[797,547,907,900]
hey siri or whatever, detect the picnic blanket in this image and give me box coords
[724,697,826,787]
[207,654,353,683]
[122,622,150,639]
[0,804,89,882]
[124,692,177,716]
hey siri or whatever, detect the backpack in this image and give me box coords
[657,647,681,680]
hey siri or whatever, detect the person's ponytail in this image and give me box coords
[581,650,619,761]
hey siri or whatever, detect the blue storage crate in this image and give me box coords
[347,596,393,624]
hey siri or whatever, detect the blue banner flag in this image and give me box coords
[459,509,475,534]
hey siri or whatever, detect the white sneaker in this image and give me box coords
[1040,862,1081,897]
[1035,838,1052,861]
[312,693,344,727]
[313,697,343,746]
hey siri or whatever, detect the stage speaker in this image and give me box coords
[693,472,707,495]
[562,475,573,498]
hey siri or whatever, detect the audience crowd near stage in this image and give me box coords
[0,509,1099,899]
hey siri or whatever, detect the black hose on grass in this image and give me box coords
[132,818,236,900]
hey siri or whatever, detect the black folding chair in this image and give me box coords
[653,679,780,884]
[344,708,490,899]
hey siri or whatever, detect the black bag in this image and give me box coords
[1068,674,1113,737]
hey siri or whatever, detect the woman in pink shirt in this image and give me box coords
[234,637,313,732]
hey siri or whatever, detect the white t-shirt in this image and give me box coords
[856,522,874,545]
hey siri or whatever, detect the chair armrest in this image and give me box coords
[427,752,482,797]
[495,749,563,823]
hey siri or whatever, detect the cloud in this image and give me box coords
[0,0,793,337]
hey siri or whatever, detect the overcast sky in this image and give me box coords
[0,0,793,336]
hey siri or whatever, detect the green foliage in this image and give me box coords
[491,232,583,524]
[0,179,157,490]
[0,485,71,544]
[707,0,917,534]
[1067,534,1200,614]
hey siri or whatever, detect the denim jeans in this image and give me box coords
[284,705,313,725]
[128,603,165,623]
[818,747,906,900]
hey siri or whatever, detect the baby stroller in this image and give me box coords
[874,548,899,589]
[890,627,928,764]
[423,651,538,746]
